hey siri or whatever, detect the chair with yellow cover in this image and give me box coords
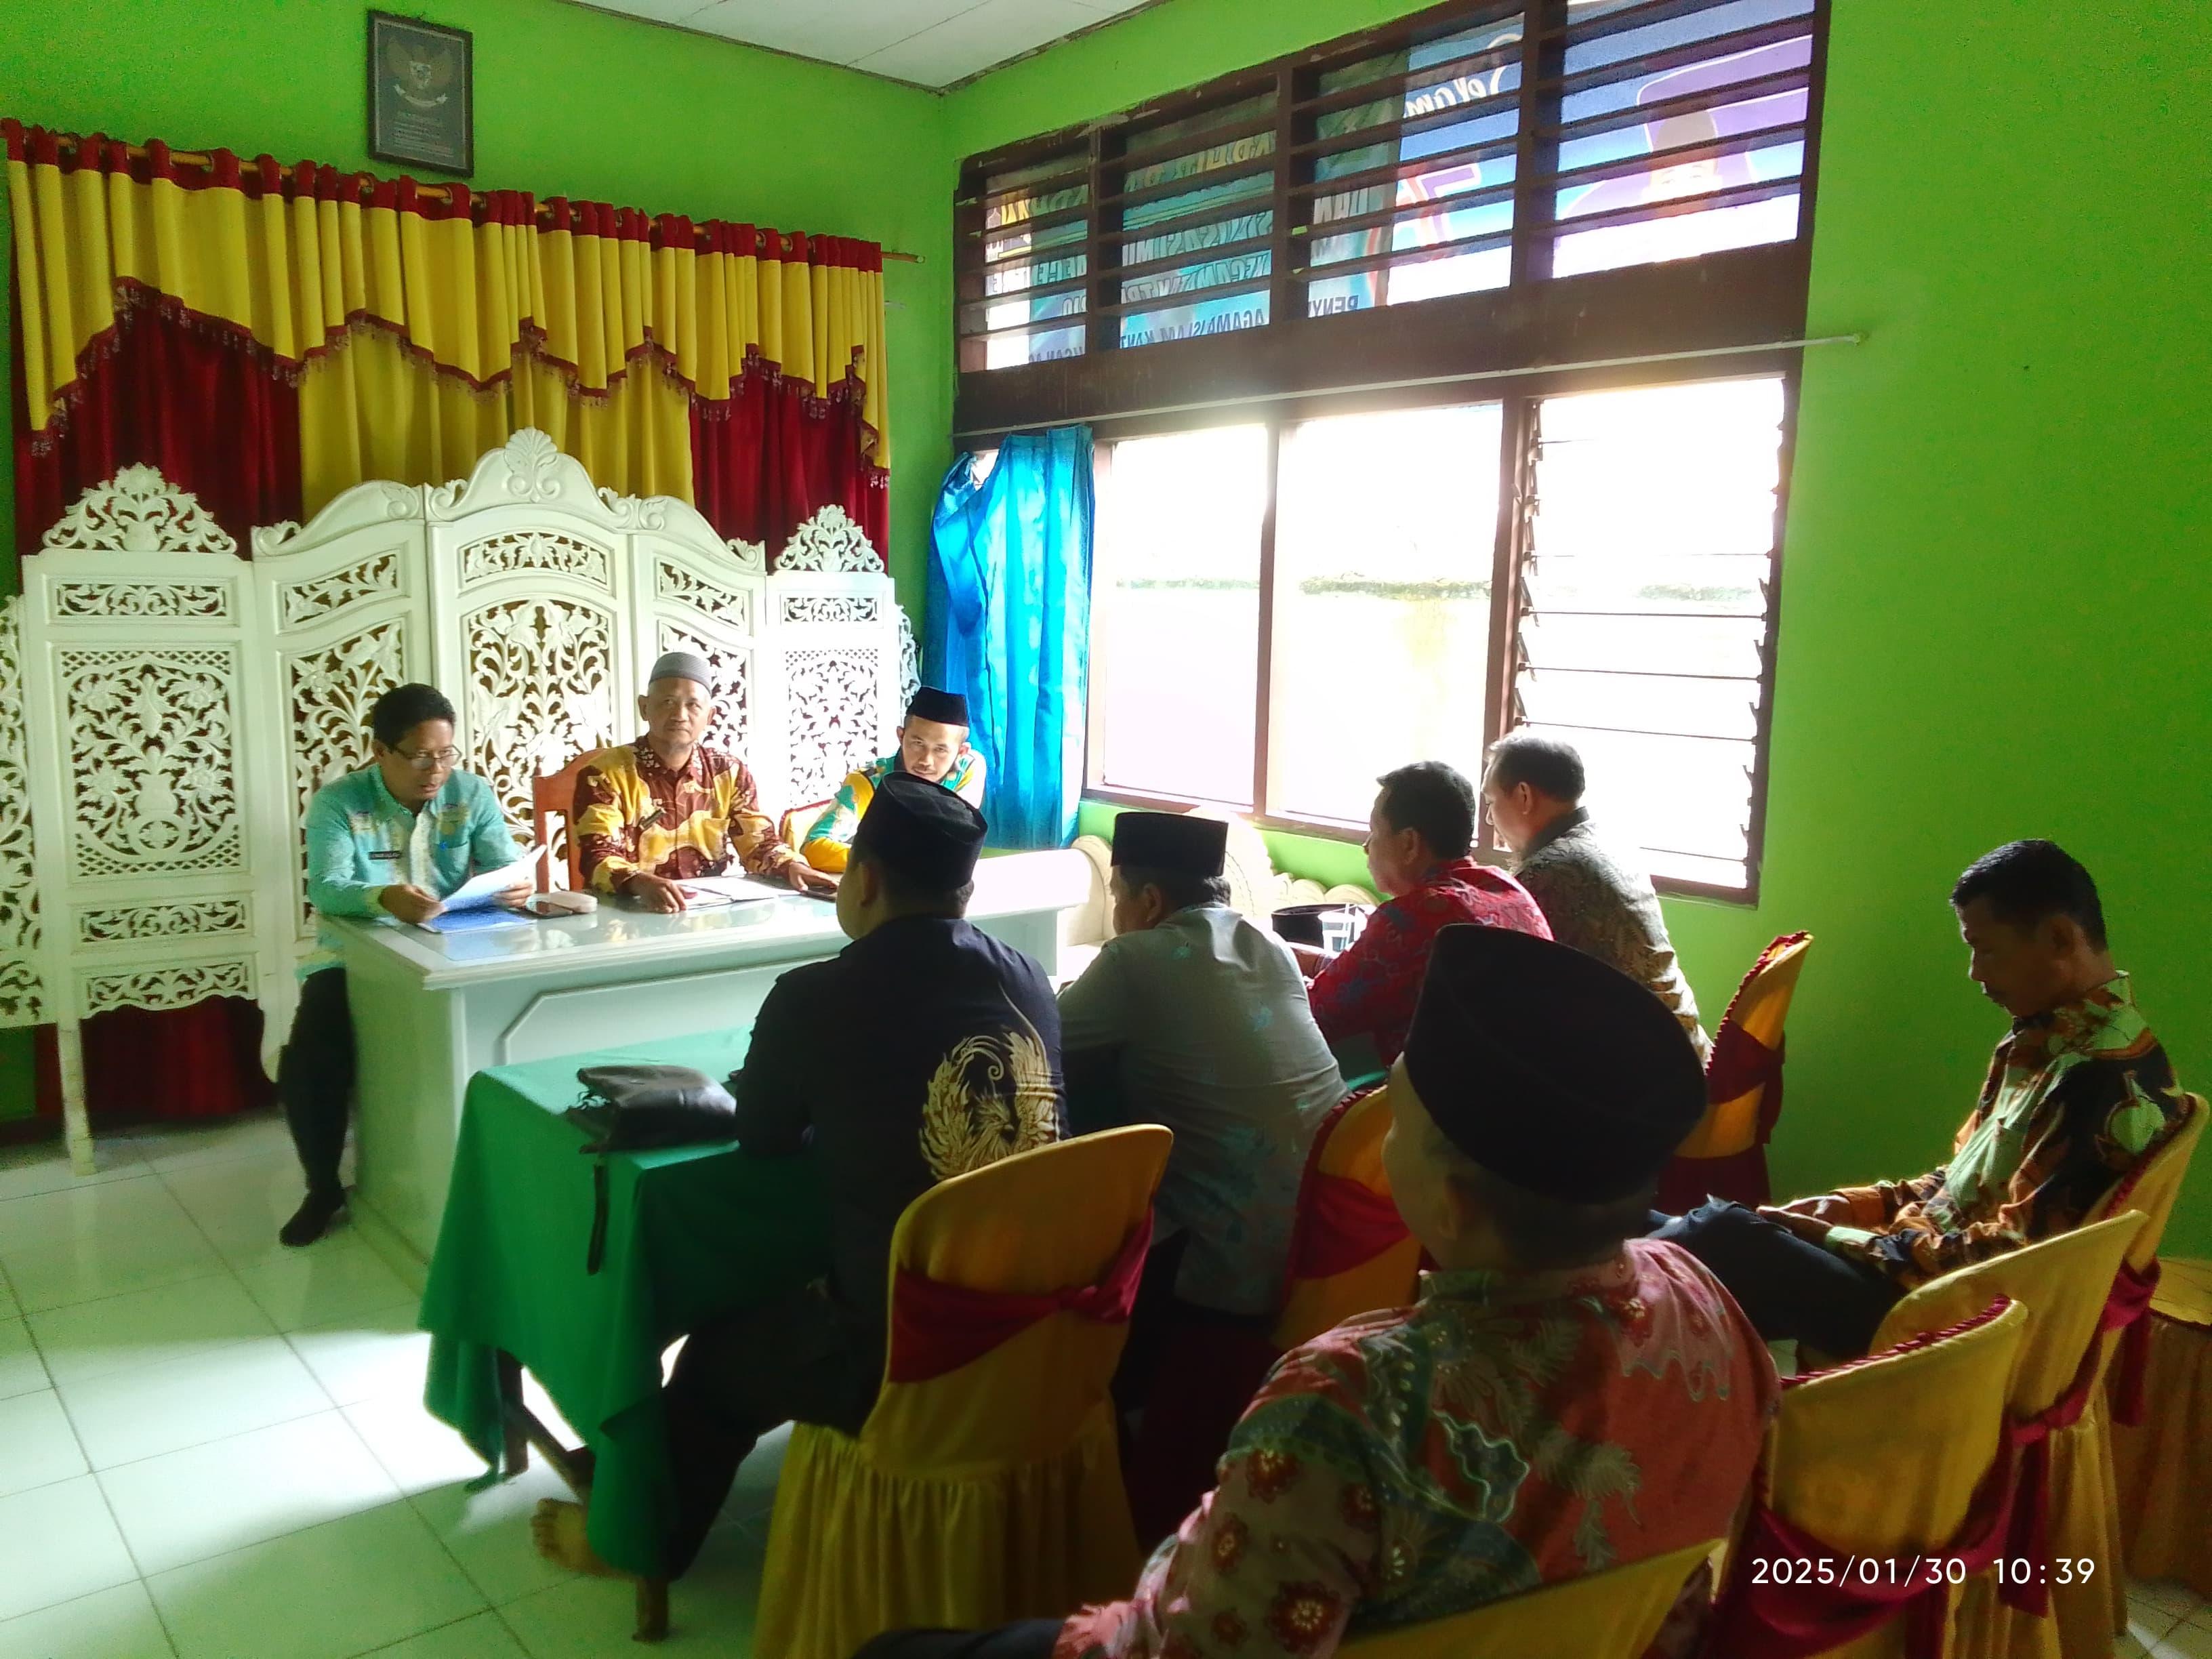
[2110,1256,2212,1598]
[1711,1297,2030,1659]
[1273,1083,1424,1353]
[1869,1210,2147,1659]
[1124,1085,1421,1544]
[1338,1537,1723,1659]
[754,1126,1172,1659]
[2078,1094,2205,1632]
[1656,932,1813,1213]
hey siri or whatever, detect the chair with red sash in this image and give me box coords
[1709,1296,2030,1659]
[1123,1084,1422,1544]
[1868,1211,2147,1659]
[1658,932,1813,1213]
[1340,1537,1725,1658]
[2110,1256,2212,1599]
[2081,1094,2205,1630]
[754,1126,1171,1659]
[1274,1083,1424,1351]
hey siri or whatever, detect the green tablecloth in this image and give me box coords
[420,1026,830,1578]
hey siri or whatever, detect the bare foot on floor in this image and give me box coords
[531,1498,621,1576]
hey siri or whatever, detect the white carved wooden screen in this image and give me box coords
[7,470,291,1172]
[772,506,905,810]
[3,432,908,1174]
[249,484,436,949]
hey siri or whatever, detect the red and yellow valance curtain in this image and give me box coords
[7,120,890,560]
[5,120,890,1122]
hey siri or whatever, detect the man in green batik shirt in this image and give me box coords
[1655,840,2185,1355]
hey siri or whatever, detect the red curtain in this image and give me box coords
[690,366,890,564]
[12,282,294,1122]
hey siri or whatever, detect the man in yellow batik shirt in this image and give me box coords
[571,651,834,911]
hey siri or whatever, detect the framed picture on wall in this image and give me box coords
[368,12,474,177]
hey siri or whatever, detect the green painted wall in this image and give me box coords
[0,0,955,1120]
[9,0,2209,1265]
[962,0,2212,1253]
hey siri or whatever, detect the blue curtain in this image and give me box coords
[926,427,1093,849]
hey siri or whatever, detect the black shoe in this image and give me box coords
[279,1189,346,1247]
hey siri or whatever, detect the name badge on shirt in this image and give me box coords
[368,849,403,862]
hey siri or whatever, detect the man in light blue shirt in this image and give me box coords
[1058,813,1344,1321]
[279,682,525,1246]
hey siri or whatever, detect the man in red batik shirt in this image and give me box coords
[1305,761,1551,1066]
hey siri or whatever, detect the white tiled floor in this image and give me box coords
[3,1112,2207,1658]
[0,1113,784,1658]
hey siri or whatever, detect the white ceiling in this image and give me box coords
[577,0,1153,89]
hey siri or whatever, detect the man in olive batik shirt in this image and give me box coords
[1482,732,1708,1062]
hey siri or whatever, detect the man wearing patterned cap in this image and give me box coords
[571,649,833,909]
[533,773,1065,1583]
[800,685,987,874]
[859,927,1774,1659]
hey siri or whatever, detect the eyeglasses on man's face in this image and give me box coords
[396,745,462,771]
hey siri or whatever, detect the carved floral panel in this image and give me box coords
[779,594,881,626]
[40,464,236,556]
[0,598,41,1024]
[60,649,243,880]
[777,505,883,574]
[465,598,619,828]
[897,607,920,709]
[655,559,752,633]
[784,648,884,806]
[277,550,403,628]
[0,960,42,1026]
[77,898,251,945]
[288,621,408,925]
[82,959,253,1016]
[458,531,614,593]
[52,580,232,621]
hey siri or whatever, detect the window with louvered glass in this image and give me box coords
[1509,375,1785,892]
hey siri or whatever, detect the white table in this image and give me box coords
[335,851,1088,1260]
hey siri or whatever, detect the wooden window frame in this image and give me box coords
[1082,350,1799,903]
[977,0,1830,903]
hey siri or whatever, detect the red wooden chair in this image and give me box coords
[529,751,600,893]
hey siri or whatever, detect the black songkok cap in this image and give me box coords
[1404,925,1706,1204]
[1110,813,1229,878]
[851,771,987,890]
[906,686,970,728]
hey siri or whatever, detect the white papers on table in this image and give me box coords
[677,874,790,907]
[415,846,546,924]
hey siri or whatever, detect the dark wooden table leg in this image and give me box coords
[497,1351,666,1637]
[495,1350,531,1475]
[635,1578,670,1643]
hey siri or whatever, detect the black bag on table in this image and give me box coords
[567,1064,739,1273]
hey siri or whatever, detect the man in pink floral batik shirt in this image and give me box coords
[855,927,1776,1659]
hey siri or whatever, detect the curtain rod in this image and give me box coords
[33,135,923,262]
[954,332,1864,438]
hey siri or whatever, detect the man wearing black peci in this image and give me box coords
[530,773,1067,1579]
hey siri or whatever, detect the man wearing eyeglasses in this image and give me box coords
[277,682,529,1247]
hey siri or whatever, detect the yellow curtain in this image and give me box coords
[5,126,889,512]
